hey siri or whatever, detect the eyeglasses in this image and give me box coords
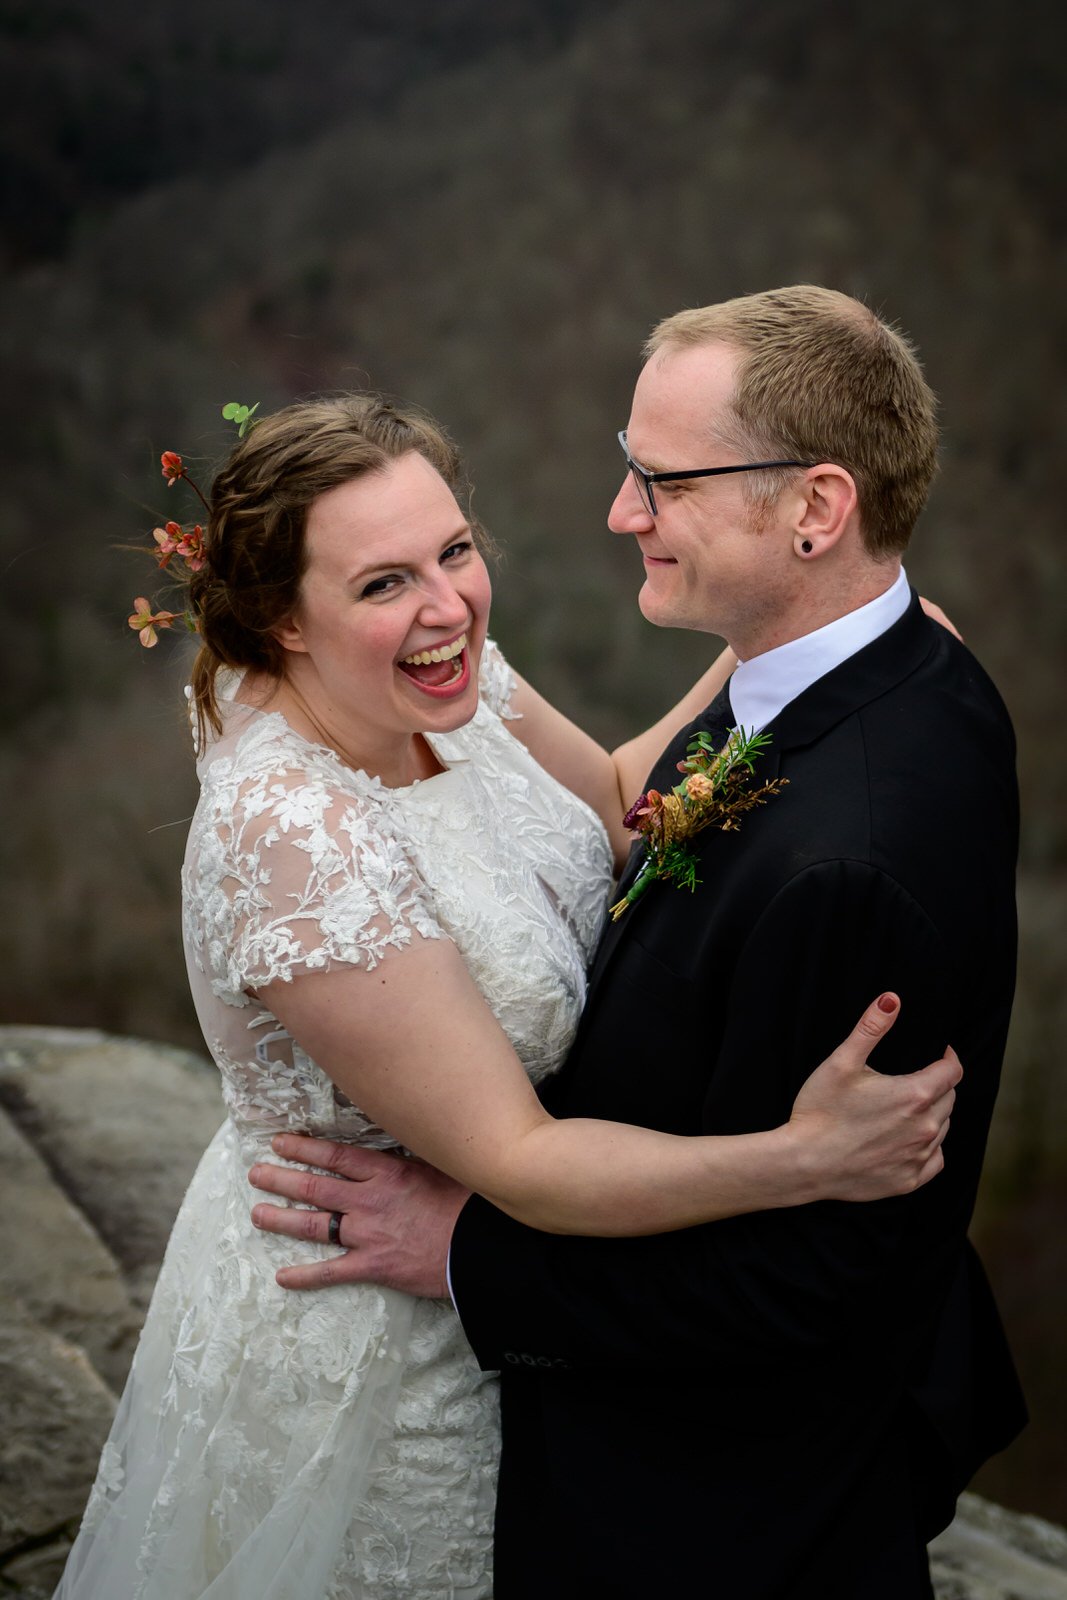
[618,430,813,516]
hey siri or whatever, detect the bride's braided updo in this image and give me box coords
[187,395,473,755]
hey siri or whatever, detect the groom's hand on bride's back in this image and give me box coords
[249,1137,469,1295]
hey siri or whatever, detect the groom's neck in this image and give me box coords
[730,560,902,663]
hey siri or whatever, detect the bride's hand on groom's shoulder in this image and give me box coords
[248,1136,470,1296]
[919,595,963,640]
[788,993,963,1204]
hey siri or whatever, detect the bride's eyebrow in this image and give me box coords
[345,523,472,585]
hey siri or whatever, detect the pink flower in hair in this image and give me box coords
[153,521,182,567]
[176,524,206,571]
[153,521,205,572]
[128,597,181,648]
[161,451,184,487]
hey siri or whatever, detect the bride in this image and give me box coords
[56,396,958,1599]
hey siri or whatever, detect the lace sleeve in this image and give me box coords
[478,637,521,721]
[193,765,447,1005]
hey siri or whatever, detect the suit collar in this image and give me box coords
[730,565,911,735]
[756,589,935,764]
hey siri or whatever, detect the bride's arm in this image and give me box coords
[502,645,736,868]
[254,939,955,1239]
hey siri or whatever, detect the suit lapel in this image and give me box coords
[588,593,936,995]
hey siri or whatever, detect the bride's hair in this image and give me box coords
[186,395,480,756]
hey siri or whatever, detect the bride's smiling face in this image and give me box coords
[274,451,492,762]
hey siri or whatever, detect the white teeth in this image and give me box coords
[401,633,467,667]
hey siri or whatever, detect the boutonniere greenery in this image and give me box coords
[609,728,788,920]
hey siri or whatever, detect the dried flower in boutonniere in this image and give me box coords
[609,727,788,920]
[125,404,258,646]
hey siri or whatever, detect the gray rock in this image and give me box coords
[0,1303,115,1556]
[0,1107,141,1393]
[931,1493,1067,1597]
[0,1026,223,1310]
[0,1535,76,1599]
[0,1027,222,1595]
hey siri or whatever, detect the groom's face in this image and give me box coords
[609,341,794,645]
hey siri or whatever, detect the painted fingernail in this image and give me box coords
[877,995,897,1014]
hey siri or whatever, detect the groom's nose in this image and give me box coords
[608,473,656,535]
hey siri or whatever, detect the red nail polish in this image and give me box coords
[877,995,897,1014]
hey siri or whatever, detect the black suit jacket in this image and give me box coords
[451,595,1025,1599]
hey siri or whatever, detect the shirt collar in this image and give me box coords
[729,566,911,734]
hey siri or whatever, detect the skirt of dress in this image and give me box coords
[54,1120,499,1600]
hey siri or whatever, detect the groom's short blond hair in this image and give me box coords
[646,286,939,557]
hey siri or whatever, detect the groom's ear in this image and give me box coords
[790,465,858,560]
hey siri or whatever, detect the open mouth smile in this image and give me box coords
[397,632,471,697]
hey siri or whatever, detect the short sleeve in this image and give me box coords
[478,637,521,721]
[192,765,447,1005]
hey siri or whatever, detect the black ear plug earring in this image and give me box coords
[800,539,813,554]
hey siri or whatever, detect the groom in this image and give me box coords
[254,287,1024,1596]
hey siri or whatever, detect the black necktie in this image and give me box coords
[700,677,735,750]
[637,676,735,800]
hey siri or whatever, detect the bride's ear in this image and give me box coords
[273,615,309,654]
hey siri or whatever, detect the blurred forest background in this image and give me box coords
[1,0,1064,1522]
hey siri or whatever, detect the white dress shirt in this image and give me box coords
[728,566,911,735]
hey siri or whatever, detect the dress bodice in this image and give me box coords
[181,643,614,1151]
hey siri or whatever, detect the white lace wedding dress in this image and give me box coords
[56,645,612,1600]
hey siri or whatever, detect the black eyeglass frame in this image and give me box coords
[618,430,814,516]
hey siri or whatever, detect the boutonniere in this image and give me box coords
[609,728,788,920]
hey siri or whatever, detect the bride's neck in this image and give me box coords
[238,670,442,787]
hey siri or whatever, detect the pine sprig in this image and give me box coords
[657,841,702,893]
